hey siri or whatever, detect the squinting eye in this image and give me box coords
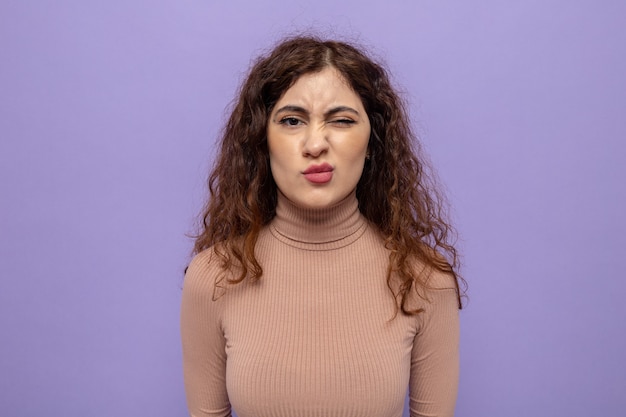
[279,117,302,126]
[333,119,355,125]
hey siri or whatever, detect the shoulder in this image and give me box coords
[403,251,456,289]
[415,267,459,308]
[186,248,219,274]
[186,248,220,280]
[423,267,458,292]
[408,255,460,310]
[183,248,225,300]
[403,247,458,292]
[412,266,460,335]
[180,249,228,337]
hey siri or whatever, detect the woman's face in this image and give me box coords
[267,67,371,210]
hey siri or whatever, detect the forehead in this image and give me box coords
[274,67,363,109]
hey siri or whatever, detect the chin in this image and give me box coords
[293,193,350,210]
[295,200,334,210]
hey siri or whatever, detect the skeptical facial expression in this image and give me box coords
[267,67,371,210]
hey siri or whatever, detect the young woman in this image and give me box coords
[181,36,464,417]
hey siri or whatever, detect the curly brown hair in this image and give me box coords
[193,35,464,315]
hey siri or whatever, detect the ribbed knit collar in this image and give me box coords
[269,190,368,250]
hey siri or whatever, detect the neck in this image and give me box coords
[269,191,367,250]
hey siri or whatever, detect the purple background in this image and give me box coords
[1,1,624,416]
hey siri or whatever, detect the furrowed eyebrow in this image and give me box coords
[273,105,361,118]
[324,106,360,118]
[273,105,308,115]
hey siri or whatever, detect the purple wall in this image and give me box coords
[1,1,624,416]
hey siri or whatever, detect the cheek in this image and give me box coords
[340,150,367,182]
[267,143,295,187]
[347,134,370,163]
[267,132,283,167]
[346,134,369,179]
[350,159,367,182]
[268,143,290,172]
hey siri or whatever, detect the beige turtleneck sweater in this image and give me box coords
[181,192,460,417]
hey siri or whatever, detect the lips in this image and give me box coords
[303,163,333,184]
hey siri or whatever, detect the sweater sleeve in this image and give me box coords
[409,272,460,417]
[180,250,232,417]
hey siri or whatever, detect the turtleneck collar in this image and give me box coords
[268,190,368,250]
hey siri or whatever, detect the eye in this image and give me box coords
[331,118,356,126]
[279,117,304,126]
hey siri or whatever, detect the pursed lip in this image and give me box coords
[302,163,333,174]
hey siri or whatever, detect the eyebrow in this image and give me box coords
[273,105,361,118]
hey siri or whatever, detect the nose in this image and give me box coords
[302,125,329,158]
